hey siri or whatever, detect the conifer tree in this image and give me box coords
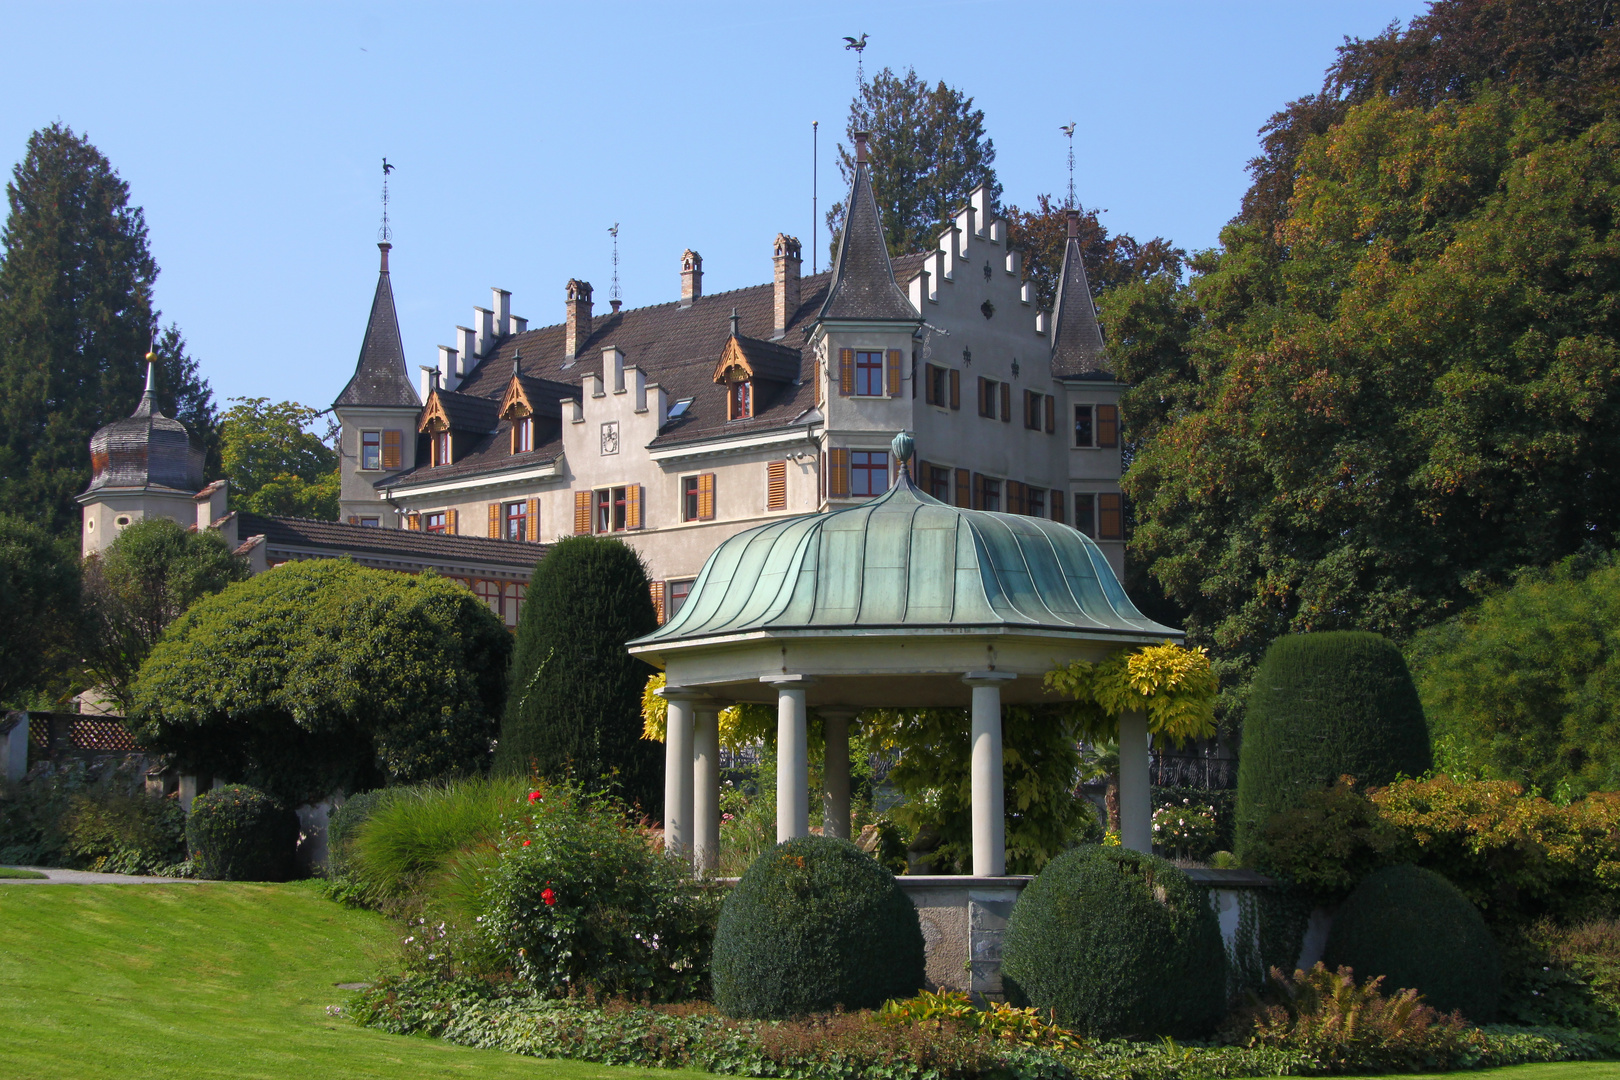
[0,123,215,535]
[496,537,661,814]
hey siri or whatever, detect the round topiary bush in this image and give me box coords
[186,784,300,881]
[712,836,925,1018]
[1323,864,1500,1020]
[1235,631,1432,861]
[1001,845,1226,1039]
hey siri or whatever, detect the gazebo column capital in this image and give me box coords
[658,685,717,704]
[962,670,1017,687]
[760,674,817,687]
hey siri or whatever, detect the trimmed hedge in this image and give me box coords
[187,784,299,881]
[1002,845,1226,1039]
[1235,632,1431,862]
[1323,864,1502,1021]
[712,836,924,1018]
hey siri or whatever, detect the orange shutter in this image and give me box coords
[886,350,902,396]
[446,508,458,535]
[574,490,592,534]
[1000,382,1011,422]
[488,503,500,538]
[651,580,666,624]
[1098,492,1123,540]
[954,468,971,508]
[1097,404,1120,447]
[767,460,787,510]
[838,349,855,395]
[406,512,421,531]
[949,369,960,410]
[697,473,716,521]
[381,430,402,469]
[1023,390,1033,429]
[347,515,358,525]
[626,484,642,529]
[828,448,850,498]
[1045,394,1055,433]
[526,498,539,541]
[977,377,989,416]
[1051,490,1065,524]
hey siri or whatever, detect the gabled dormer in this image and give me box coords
[497,364,576,454]
[712,309,801,421]
[418,384,498,468]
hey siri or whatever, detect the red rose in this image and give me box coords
[528,791,543,803]
[522,839,531,847]
[541,887,557,906]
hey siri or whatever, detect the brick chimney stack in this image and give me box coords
[680,249,703,308]
[565,279,593,358]
[855,131,870,165]
[1066,208,1080,239]
[772,233,801,339]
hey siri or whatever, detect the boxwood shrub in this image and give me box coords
[1323,863,1501,1021]
[1001,845,1226,1039]
[186,784,299,881]
[712,836,924,1018]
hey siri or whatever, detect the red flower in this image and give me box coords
[528,791,543,803]
[522,839,531,847]
[541,887,557,906]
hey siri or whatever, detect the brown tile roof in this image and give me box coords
[238,512,544,570]
[333,251,422,409]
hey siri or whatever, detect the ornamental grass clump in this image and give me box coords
[712,836,925,1019]
[186,784,299,881]
[347,776,528,900]
[1001,844,1226,1039]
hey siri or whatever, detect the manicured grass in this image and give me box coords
[0,866,47,878]
[1407,1069,1620,1080]
[0,881,717,1080]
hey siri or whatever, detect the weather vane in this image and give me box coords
[843,33,868,96]
[608,223,621,305]
[380,158,394,243]
[1060,124,1076,210]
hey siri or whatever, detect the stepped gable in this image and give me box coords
[334,243,421,409]
[1049,210,1111,380]
[83,363,205,495]
[817,138,919,323]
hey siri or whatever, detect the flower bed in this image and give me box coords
[346,974,1606,1079]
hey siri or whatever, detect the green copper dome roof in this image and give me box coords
[632,466,1179,647]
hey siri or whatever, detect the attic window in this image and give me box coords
[667,398,693,421]
[432,431,451,467]
[512,417,533,454]
[728,380,752,421]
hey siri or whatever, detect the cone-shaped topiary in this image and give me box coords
[712,836,925,1018]
[1001,845,1226,1039]
[495,536,660,814]
[1323,864,1500,1021]
[1235,631,1431,862]
[186,784,300,881]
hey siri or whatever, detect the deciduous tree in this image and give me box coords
[1002,194,1183,313]
[0,513,80,706]
[220,397,339,519]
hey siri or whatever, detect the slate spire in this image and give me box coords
[333,242,422,408]
[1049,209,1111,379]
[817,133,918,322]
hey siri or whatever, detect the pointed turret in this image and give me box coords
[817,133,918,323]
[333,242,421,409]
[1050,209,1111,379]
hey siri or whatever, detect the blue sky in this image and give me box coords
[0,1,1425,412]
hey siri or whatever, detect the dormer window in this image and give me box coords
[512,416,533,454]
[432,430,451,467]
[729,379,752,421]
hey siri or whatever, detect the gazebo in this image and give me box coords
[627,433,1181,878]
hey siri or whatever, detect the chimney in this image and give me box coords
[855,131,869,165]
[680,249,702,308]
[378,241,391,272]
[492,288,512,335]
[1066,208,1080,239]
[474,306,494,358]
[565,279,593,358]
[772,233,802,339]
[610,299,622,314]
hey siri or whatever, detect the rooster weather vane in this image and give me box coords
[843,33,868,93]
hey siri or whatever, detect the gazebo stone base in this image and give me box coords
[896,875,1033,1002]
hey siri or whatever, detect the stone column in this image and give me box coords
[693,703,722,876]
[764,675,814,842]
[659,688,698,860]
[821,709,856,840]
[1118,709,1152,853]
[963,672,1016,877]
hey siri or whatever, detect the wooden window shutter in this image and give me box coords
[829,448,850,498]
[949,368,960,410]
[650,581,666,624]
[526,498,540,542]
[1008,481,1024,515]
[406,512,421,531]
[886,349,902,396]
[381,429,402,469]
[977,376,989,416]
[954,467,971,508]
[626,484,643,529]
[487,503,500,538]
[1000,381,1011,422]
[697,473,716,520]
[924,364,937,405]
[347,515,359,525]
[1051,490,1065,524]
[1045,394,1055,433]
[574,490,592,534]
[1098,492,1124,540]
[838,349,855,396]
[446,508,458,535]
[767,460,787,510]
[1023,390,1033,428]
[1097,404,1120,447]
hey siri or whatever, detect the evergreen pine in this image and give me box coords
[1235,632,1431,862]
[495,536,660,813]
[0,123,215,534]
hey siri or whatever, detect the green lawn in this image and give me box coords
[0,882,1614,1080]
[0,881,717,1080]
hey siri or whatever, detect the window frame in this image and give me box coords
[358,516,381,528]
[849,450,890,497]
[682,476,700,522]
[667,579,694,620]
[360,430,382,470]
[854,351,885,397]
[504,501,527,541]
[729,379,753,420]
[424,511,448,534]
[512,416,533,454]
[1074,492,1097,537]
[1074,404,1095,448]
[431,430,451,466]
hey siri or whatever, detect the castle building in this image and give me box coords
[334,136,1127,623]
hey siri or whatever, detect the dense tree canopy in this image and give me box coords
[0,512,80,706]
[81,517,248,711]
[220,397,339,519]
[133,560,511,805]
[1003,194,1184,313]
[826,68,998,261]
[0,123,214,534]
